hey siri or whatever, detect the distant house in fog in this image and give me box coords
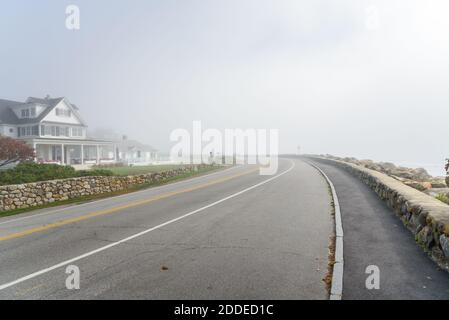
[116,136,158,165]
[0,96,116,167]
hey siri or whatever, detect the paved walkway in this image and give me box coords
[311,159,449,299]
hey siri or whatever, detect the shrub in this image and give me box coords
[0,136,35,167]
[436,193,449,206]
[0,162,113,185]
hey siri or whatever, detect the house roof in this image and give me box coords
[0,96,82,125]
[19,97,65,125]
[26,96,64,106]
[0,99,23,124]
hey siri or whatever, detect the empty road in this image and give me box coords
[0,158,333,299]
[1,157,449,300]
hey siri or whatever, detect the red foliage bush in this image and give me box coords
[0,136,35,167]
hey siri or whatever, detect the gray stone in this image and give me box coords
[440,235,449,258]
[0,164,214,212]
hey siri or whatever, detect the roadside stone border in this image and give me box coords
[0,164,215,212]
[307,156,449,271]
[306,161,344,300]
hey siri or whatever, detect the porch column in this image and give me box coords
[96,145,100,164]
[33,143,37,162]
[61,144,65,165]
[81,145,84,165]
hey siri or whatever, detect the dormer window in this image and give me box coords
[20,107,36,118]
[21,109,30,118]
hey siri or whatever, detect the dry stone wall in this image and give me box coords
[309,156,449,270]
[0,164,213,212]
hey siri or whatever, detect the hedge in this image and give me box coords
[0,162,113,186]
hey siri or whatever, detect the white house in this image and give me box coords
[0,96,117,167]
[116,136,158,166]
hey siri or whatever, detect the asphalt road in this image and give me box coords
[0,158,333,299]
[2,157,448,300]
[309,158,449,300]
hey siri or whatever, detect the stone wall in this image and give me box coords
[309,156,449,270]
[0,164,214,212]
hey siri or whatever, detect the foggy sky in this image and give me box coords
[1,0,448,175]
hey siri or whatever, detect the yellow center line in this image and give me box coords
[0,167,259,242]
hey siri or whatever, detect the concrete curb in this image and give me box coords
[306,161,344,300]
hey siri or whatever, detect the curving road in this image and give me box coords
[1,157,448,300]
[0,158,333,299]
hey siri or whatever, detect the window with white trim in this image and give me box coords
[55,108,72,117]
[21,109,30,118]
[72,127,83,137]
[18,126,38,137]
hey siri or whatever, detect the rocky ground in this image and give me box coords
[320,154,449,201]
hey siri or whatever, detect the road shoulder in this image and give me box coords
[310,160,449,300]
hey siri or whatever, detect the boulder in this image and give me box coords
[440,235,449,258]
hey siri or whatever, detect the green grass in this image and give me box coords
[0,165,223,219]
[436,193,449,206]
[106,165,187,176]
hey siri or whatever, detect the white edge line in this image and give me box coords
[0,160,295,291]
[0,165,242,227]
[305,160,344,301]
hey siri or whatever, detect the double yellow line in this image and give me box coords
[0,167,259,242]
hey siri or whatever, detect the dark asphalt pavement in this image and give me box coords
[309,159,449,300]
[1,156,448,300]
[0,158,332,299]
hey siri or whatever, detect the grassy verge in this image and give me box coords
[0,165,224,219]
[106,165,187,176]
[436,193,449,206]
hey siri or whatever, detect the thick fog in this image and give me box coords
[1,0,448,175]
